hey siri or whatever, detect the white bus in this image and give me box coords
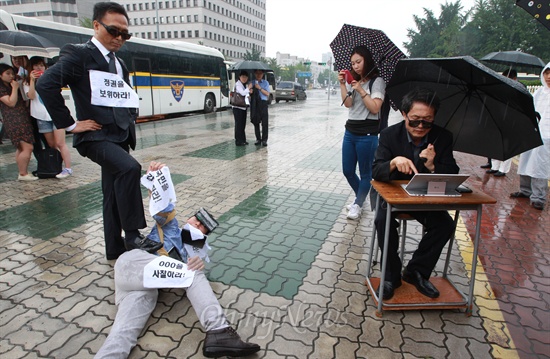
[0,10,230,121]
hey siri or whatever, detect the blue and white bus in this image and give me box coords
[0,10,230,121]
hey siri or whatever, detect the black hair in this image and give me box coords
[502,69,517,79]
[93,2,129,22]
[401,88,441,116]
[239,70,249,77]
[0,63,14,77]
[350,45,379,81]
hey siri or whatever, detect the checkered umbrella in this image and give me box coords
[516,0,550,31]
[329,24,406,84]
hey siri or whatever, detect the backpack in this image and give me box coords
[368,77,391,132]
[35,147,62,179]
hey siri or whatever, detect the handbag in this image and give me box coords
[230,83,247,107]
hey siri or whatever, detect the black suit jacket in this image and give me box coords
[372,121,460,182]
[36,40,137,149]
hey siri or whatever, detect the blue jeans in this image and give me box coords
[342,130,378,207]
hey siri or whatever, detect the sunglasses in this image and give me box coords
[407,116,434,129]
[98,21,132,40]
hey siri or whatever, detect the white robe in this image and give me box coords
[518,63,550,179]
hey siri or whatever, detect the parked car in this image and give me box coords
[275,81,307,103]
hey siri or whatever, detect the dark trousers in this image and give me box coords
[253,101,268,142]
[77,140,146,258]
[233,107,247,144]
[374,200,455,283]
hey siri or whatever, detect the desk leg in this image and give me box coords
[366,192,380,277]
[443,210,460,278]
[466,205,483,316]
[376,202,392,317]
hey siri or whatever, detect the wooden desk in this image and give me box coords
[365,180,496,316]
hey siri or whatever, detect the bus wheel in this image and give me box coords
[204,94,215,113]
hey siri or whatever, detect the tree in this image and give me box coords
[243,45,262,61]
[404,1,469,57]
[79,17,93,29]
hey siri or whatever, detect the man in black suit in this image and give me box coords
[37,2,161,259]
[372,88,460,300]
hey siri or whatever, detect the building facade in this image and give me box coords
[1,0,266,61]
[120,0,266,61]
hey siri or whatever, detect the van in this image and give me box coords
[275,81,307,103]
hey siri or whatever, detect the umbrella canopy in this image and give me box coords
[0,30,60,58]
[481,50,546,73]
[329,24,406,84]
[516,0,550,31]
[229,60,272,72]
[386,56,542,161]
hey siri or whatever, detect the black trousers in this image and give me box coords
[77,140,146,258]
[233,107,247,144]
[374,199,455,284]
[253,100,268,142]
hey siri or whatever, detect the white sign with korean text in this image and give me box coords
[143,256,195,288]
[89,70,139,108]
[140,167,177,216]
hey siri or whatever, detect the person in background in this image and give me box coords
[0,64,36,181]
[510,63,550,210]
[10,55,28,82]
[338,45,386,220]
[37,2,161,259]
[232,70,251,146]
[372,88,459,300]
[486,69,522,177]
[24,56,73,179]
[250,69,270,147]
[95,161,261,359]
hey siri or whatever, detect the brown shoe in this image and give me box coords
[203,327,260,358]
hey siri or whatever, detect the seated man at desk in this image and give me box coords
[372,88,459,300]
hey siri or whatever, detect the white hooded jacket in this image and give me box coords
[517,62,550,179]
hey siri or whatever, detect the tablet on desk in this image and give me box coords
[401,173,470,197]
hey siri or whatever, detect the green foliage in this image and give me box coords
[79,17,93,29]
[243,45,262,61]
[317,69,338,86]
[405,0,550,66]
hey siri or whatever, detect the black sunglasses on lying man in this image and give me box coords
[98,21,132,40]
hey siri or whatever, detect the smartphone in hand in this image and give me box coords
[343,69,354,84]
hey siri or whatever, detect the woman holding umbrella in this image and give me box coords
[0,63,36,180]
[338,45,386,220]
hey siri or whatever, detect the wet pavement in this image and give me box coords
[0,90,548,358]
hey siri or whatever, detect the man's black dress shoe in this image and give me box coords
[402,268,439,298]
[376,280,402,300]
[203,327,261,358]
[493,171,506,177]
[486,169,498,174]
[480,163,492,169]
[510,191,529,198]
[532,202,544,210]
[261,141,268,146]
[236,142,246,146]
[254,140,262,146]
[124,233,163,253]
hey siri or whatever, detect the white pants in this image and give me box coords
[95,250,228,359]
[490,158,512,173]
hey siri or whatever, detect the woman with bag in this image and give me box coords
[24,57,73,178]
[232,70,251,146]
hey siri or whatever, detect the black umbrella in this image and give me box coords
[516,0,550,31]
[0,30,60,58]
[481,50,546,73]
[329,24,406,84]
[386,56,542,161]
[229,60,272,72]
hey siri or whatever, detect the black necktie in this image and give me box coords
[107,52,117,74]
